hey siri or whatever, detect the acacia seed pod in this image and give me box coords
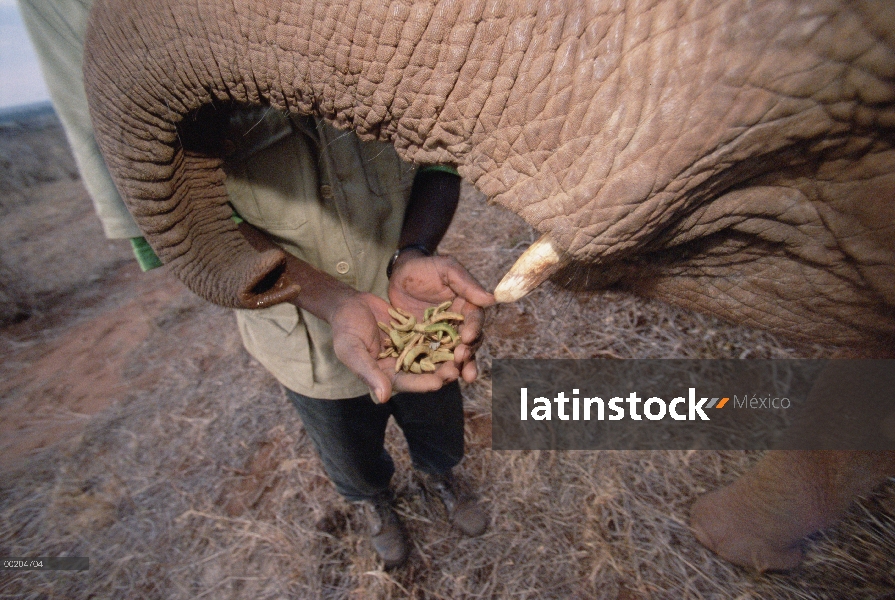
[392,314,416,332]
[388,308,411,324]
[389,329,407,350]
[430,350,455,363]
[429,312,464,323]
[395,333,423,372]
[423,322,458,343]
[402,344,431,368]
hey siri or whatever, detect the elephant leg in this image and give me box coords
[690,450,895,571]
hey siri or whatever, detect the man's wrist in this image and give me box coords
[282,255,362,323]
[386,244,433,278]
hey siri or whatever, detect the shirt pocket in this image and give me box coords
[224,132,320,231]
[320,121,416,200]
[358,140,418,198]
[235,302,313,379]
[248,301,300,334]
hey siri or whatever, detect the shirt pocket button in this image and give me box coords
[336,261,350,274]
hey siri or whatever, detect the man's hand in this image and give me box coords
[329,289,468,404]
[239,220,486,403]
[388,252,495,384]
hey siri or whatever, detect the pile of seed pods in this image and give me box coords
[378,300,464,373]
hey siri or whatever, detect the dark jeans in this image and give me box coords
[286,381,465,502]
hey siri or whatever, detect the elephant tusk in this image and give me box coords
[494,235,567,303]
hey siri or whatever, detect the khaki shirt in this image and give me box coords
[224,113,416,399]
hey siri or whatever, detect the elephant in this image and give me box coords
[691,360,895,571]
[81,0,895,571]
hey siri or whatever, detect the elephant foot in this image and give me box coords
[690,451,895,572]
[690,483,806,572]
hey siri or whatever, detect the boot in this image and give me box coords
[421,471,488,537]
[359,494,409,569]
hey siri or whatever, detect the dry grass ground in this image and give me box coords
[1,109,893,599]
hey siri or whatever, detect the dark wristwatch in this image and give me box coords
[386,244,432,278]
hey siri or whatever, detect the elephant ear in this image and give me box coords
[82,3,301,309]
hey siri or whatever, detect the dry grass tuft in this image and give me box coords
[1,115,892,599]
[0,259,31,326]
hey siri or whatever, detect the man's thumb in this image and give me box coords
[334,338,392,403]
[357,364,391,404]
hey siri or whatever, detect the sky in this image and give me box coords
[0,0,51,109]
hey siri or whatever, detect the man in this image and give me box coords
[19,0,494,569]
[220,108,494,568]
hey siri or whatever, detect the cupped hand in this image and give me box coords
[329,290,465,403]
[388,254,495,383]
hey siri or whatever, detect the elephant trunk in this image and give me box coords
[83,0,308,307]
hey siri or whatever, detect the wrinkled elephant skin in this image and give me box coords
[83,0,895,346]
[82,0,895,571]
[691,450,895,571]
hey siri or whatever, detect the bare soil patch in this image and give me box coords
[0,265,182,469]
[1,110,892,599]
